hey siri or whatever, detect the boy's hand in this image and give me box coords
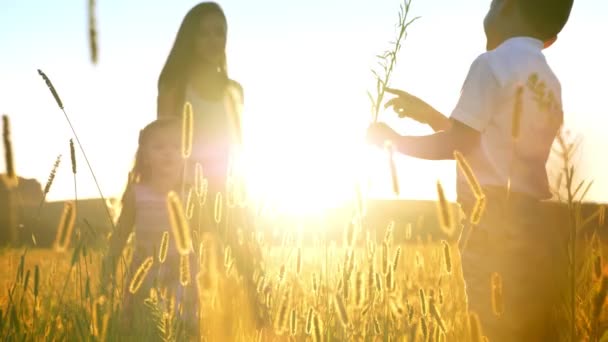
[384,88,433,123]
[366,122,399,147]
[385,87,451,132]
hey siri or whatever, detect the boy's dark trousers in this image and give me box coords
[458,187,567,341]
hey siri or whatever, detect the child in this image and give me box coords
[367,0,573,340]
[102,118,198,337]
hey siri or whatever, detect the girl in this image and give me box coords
[103,119,197,338]
[157,1,243,200]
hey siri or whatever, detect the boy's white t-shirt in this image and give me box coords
[451,37,563,200]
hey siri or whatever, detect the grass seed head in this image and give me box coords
[181,101,193,158]
[159,231,169,263]
[129,256,154,294]
[167,191,192,255]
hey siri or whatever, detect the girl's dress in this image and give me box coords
[124,183,197,334]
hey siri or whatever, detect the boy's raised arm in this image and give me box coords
[367,119,480,160]
[367,54,496,160]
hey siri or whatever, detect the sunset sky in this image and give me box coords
[1,0,606,212]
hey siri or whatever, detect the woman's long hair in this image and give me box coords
[157,2,229,118]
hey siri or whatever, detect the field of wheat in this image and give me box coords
[0,184,607,342]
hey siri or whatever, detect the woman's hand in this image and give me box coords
[384,88,451,132]
[366,122,399,148]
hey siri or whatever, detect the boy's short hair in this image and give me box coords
[519,0,574,40]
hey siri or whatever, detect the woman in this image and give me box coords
[156,3,263,334]
[157,2,243,195]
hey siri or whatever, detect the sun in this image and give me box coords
[235,90,378,217]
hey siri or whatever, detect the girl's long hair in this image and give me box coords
[158,2,231,118]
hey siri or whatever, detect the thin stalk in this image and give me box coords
[37,69,114,231]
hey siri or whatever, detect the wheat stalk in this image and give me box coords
[368,0,419,122]
[37,69,113,228]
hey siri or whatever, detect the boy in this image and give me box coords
[367,0,573,340]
